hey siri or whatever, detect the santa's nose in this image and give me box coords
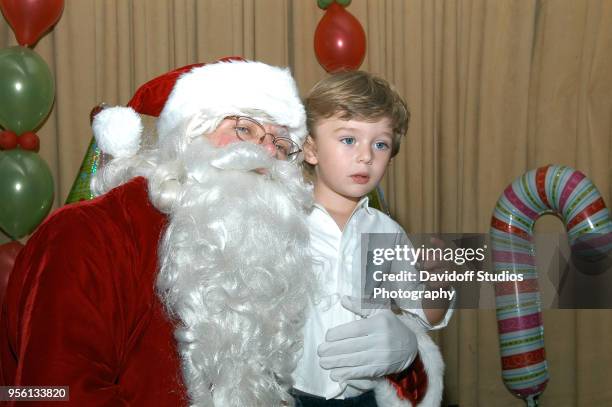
[254,134,277,157]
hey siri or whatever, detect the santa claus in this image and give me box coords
[1,59,442,407]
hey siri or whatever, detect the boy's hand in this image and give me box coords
[317,296,418,382]
[419,236,454,325]
[420,237,451,288]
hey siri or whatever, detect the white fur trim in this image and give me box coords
[157,60,307,147]
[374,314,444,407]
[92,106,143,158]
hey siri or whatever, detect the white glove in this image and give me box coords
[317,296,418,383]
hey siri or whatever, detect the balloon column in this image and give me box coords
[0,0,65,239]
[314,0,366,72]
[490,164,612,406]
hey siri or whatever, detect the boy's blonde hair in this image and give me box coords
[305,70,410,158]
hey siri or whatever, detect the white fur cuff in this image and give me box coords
[374,314,444,407]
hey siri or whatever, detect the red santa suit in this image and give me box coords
[1,177,187,405]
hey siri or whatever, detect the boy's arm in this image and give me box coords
[420,237,454,326]
[422,289,452,326]
[318,296,444,406]
[392,234,455,330]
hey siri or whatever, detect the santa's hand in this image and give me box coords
[317,296,418,382]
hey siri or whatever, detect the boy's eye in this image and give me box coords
[340,137,356,145]
[374,141,390,150]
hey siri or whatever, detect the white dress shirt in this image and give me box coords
[292,197,453,399]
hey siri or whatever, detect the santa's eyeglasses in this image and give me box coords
[224,116,302,161]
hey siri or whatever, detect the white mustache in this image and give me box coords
[180,137,312,211]
[182,138,279,180]
[209,141,274,172]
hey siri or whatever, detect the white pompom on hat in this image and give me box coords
[91,57,307,158]
[91,106,142,158]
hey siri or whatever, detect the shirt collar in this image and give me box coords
[357,195,373,215]
[313,195,373,216]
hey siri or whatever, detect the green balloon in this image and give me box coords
[0,46,55,134]
[0,149,54,239]
[318,0,334,9]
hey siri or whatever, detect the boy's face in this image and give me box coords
[305,115,393,203]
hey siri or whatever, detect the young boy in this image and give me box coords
[292,71,453,407]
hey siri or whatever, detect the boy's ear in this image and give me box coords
[303,135,318,165]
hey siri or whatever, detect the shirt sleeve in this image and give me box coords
[411,288,456,330]
[388,231,455,331]
[4,209,133,406]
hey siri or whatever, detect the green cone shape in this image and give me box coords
[65,137,104,204]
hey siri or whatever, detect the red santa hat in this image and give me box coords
[92,57,307,158]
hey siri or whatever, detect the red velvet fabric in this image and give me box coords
[126,57,244,117]
[386,355,428,406]
[127,63,204,116]
[0,242,23,309]
[0,177,188,406]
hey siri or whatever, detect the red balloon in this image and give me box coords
[0,0,65,46]
[314,2,366,72]
[18,131,40,152]
[0,130,18,150]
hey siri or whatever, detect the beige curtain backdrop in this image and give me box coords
[1,0,611,405]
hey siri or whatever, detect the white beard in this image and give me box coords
[156,138,315,407]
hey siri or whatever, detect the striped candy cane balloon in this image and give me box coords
[490,164,612,406]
